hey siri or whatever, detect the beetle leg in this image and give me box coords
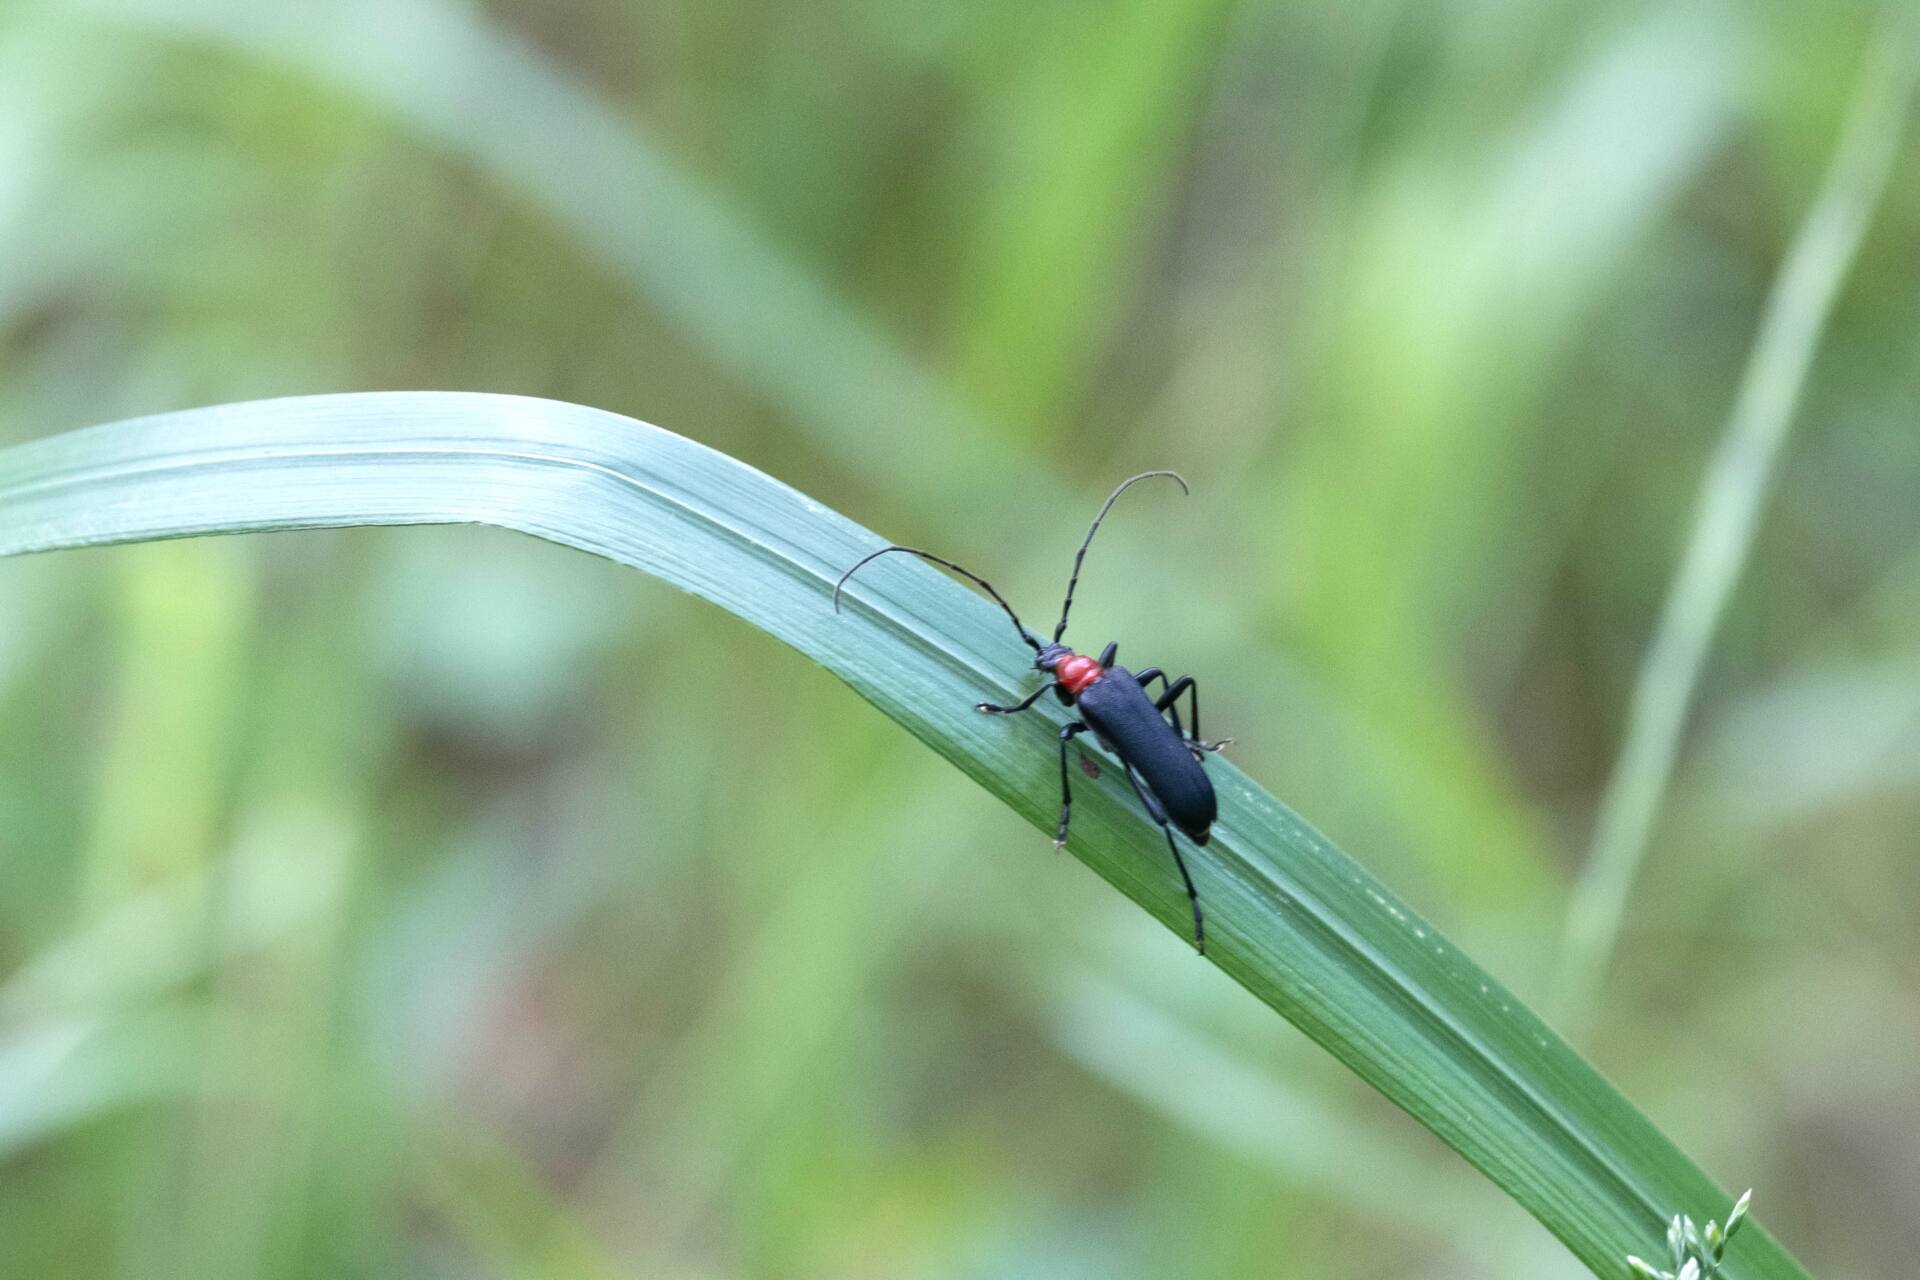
[1053,721,1089,847]
[1135,668,1198,745]
[1154,675,1232,757]
[1154,674,1198,739]
[976,682,1053,715]
[1122,763,1206,955]
[1133,668,1177,733]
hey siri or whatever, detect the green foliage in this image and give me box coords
[1,0,1916,1276]
[1629,1191,1754,1280]
[0,394,1804,1279]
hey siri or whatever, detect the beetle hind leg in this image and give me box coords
[1122,763,1206,955]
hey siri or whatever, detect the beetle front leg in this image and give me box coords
[1053,721,1090,847]
[976,683,1053,715]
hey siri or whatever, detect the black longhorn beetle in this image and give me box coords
[832,471,1230,953]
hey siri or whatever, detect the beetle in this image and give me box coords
[832,471,1230,953]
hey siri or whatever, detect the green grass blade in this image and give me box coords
[0,392,1810,1279]
[1555,10,1920,1029]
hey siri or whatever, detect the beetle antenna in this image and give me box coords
[834,545,1043,652]
[1053,470,1188,643]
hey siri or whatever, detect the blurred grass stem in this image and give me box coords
[1554,10,1920,1029]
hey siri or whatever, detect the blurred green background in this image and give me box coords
[1,1,1917,1277]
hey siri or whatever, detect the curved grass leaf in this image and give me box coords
[0,392,1808,1279]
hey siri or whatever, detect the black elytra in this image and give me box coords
[832,472,1231,954]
